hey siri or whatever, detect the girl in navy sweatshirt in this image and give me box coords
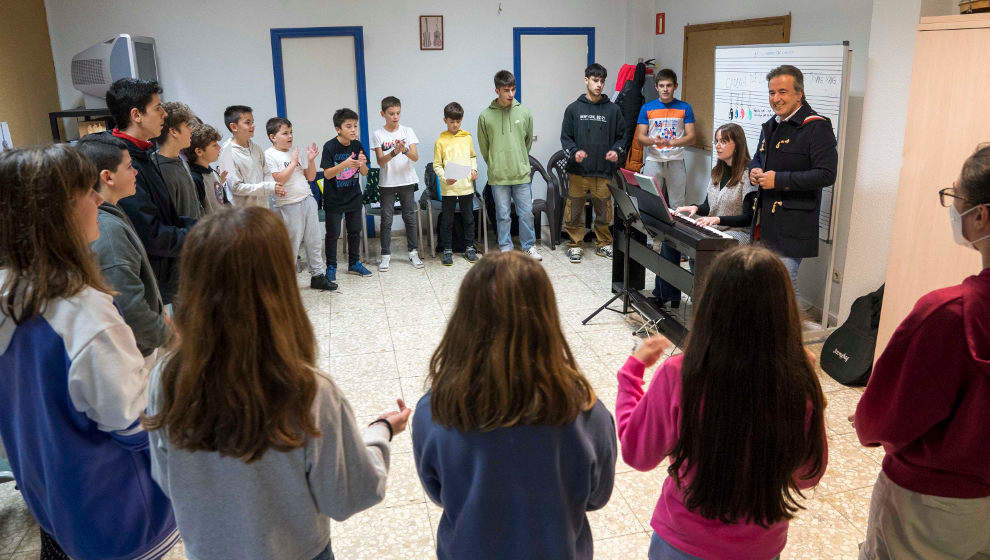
[412,250,617,560]
[0,145,178,560]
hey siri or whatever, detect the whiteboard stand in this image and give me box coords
[816,46,853,336]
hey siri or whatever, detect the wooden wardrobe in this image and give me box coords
[875,13,990,355]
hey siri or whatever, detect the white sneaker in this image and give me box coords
[526,246,543,261]
[409,249,424,269]
[379,254,391,272]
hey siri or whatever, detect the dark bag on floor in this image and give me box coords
[820,284,885,386]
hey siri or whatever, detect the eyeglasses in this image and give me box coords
[938,187,974,208]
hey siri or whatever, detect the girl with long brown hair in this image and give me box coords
[143,206,410,560]
[412,251,617,560]
[617,245,828,560]
[0,145,179,560]
[676,123,757,244]
[656,123,757,308]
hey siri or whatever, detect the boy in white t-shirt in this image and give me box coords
[264,117,336,291]
[371,96,422,271]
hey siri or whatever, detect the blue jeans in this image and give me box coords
[652,245,695,304]
[492,182,535,251]
[654,242,683,304]
[648,533,778,560]
[312,540,335,560]
[779,255,803,302]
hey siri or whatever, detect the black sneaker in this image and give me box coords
[310,274,338,291]
[464,246,480,262]
[441,250,454,266]
[648,296,679,310]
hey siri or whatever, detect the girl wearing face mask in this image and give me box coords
[855,145,990,560]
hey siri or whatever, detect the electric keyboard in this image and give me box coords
[671,211,734,239]
[610,176,739,345]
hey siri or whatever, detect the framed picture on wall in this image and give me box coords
[420,15,443,50]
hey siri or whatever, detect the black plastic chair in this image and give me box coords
[546,150,570,245]
[420,162,488,256]
[547,150,600,244]
[529,155,559,249]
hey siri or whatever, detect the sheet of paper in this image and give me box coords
[0,122,12,152]
[444,162,471,181]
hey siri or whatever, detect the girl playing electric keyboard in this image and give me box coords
[675,124,757,244]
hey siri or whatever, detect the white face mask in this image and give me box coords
[949,203,990,247]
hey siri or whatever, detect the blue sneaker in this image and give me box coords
[326,265,337,282]
[347,262,372,277]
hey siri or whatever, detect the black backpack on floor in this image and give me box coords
[820,285,885,386]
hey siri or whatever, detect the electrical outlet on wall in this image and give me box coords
[832,270,842,283]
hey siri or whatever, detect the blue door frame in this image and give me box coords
[271,26,375,234]
[270,26,370,150]
[512,27,595,102]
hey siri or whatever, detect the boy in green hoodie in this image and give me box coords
[477,70,541,261]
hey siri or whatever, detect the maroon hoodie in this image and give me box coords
[856,268,990,498]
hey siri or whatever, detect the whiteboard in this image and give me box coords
[713,42,851,241]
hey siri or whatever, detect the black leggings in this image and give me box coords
[439,194,476,251]
[325,209,363,267]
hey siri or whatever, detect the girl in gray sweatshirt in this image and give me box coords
[144,206,410,560]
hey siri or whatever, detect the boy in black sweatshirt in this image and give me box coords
[560,63,626,263]
[103,78,192,305]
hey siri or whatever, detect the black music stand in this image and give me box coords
[583,182,642,325]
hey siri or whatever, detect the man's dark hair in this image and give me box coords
[105,78,163,130]
[154,101,195,145]
[766,65,805,96]
[266,117,292,140]
[960,144,990,206]
[585,63,607,80]
[182,123,222,161]
[444,102,464,120]
[224,105,253,132]
[381,96,401,112]
[76,133,128,177]
[494,70,516,89]
[654,68,678,87]
[333,108,359,129]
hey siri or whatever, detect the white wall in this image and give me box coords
[835,0,922,320]
[44,0,658,205]
[652,0,873,319]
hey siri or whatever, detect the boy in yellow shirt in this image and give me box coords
[433,102,480,265]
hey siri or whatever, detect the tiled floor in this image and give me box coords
[0,238,879,560]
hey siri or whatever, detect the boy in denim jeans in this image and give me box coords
[477,70,541,261]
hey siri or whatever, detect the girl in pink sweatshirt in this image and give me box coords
[616,245,828,560]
